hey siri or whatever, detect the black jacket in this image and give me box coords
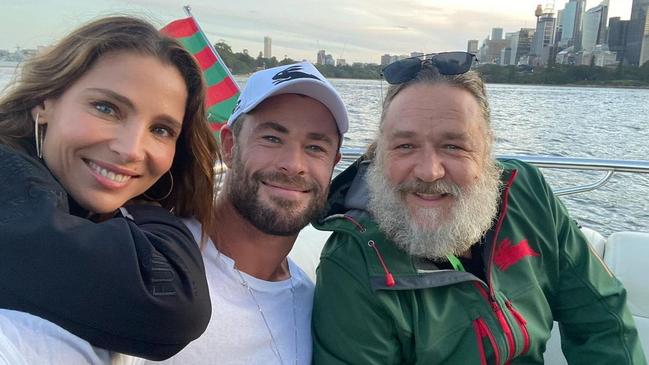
[0,144,211,360]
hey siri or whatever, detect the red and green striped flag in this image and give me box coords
[161,16,240,136]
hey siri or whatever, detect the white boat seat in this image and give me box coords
[289,224,330,283]
[604,231,649,359]
[580,227,607,258]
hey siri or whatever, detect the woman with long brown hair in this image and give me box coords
[0,16,219,363]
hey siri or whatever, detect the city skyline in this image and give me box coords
[0,0,634,64]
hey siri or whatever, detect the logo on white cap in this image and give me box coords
[272,64,321,85]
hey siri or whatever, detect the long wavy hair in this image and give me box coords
[0,16,219,231]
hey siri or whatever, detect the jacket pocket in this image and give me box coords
[505,300,530,356]
[473,317,501,365]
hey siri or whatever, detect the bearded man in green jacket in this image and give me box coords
[311,53,646,364]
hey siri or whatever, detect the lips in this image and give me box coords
[85,159,137,184]
[262,180,309,193]
[261,181,311,201]
[414,192,450,200]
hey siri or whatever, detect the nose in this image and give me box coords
[276,143,306,177]
[414,148,445,182]
[109,121,147,163]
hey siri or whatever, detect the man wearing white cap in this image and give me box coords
[148,62,347,365]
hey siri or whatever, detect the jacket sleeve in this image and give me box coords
[312,235,402,365]
[541,170,646,364]
[0,147,211,360]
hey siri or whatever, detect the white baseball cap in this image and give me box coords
[227,62,348,135]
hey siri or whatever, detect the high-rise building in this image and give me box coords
[317,50,326,65]
[324,54,335,66]
[491,28,504,41]
[609,17,629,61]
[581,0,609,51]
[531,5,556,64]
[500,47,513,65]
[503,32,520,65]
[626,0,649,66]
[483,38,509,63]
[599,0,610,44]
[380,54,392,66]
[263,36,272,59]
[556,9,564,45]
[557,0,586,49]
[467,40,479,53]
[515,28,536,64]
[477,35,490,62]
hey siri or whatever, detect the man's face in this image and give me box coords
[367,83,501,259]
[223,93,340,236]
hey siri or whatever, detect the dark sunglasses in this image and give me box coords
[381,52,478,84]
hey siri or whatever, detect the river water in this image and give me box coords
[2,66,648,236]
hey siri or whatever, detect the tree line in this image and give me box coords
[478,63,649,87]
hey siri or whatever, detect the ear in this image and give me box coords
[31,100,53,125]
[220,126,236,168]
[485,128,495,154]
[334,151,342,166]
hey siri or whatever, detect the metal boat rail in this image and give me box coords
[338,147,649,196]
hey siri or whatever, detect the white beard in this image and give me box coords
[366,155,503,261]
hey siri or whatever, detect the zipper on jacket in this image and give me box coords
[368,240,395,287]
[486,169,518,300]
[479,170,518,362]
[474,282,514,362]
[505,300,530,356]
[473,317,501,365]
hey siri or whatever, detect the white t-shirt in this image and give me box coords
[0,309,112,365]
[148,219,315,365]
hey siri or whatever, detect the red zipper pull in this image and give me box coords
[368,240,396,287]
[385,272,395,287]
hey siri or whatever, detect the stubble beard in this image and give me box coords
[225,146,328,236]
[366,151,503,260]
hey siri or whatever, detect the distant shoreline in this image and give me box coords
[3,63,648,90]
[316,76,649,89]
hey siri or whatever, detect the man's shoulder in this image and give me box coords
[318,213,416,280]
[318,211,376,260]
[287,258,316,290]
[180,217,202,244]
[497,158,550,193]
[497,158,542,176]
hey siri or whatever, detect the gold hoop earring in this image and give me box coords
[143,170,174,201]
[34,113,44,159]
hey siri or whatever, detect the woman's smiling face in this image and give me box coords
[34,51,188,214]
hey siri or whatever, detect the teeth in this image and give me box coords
[87,161,131,183]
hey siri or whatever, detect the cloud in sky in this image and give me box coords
[0,0,634,64]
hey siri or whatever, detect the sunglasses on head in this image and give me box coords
[381,52,478,84]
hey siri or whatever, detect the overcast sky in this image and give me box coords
[0,0,633,63]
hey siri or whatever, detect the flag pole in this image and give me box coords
[183,5,241,92]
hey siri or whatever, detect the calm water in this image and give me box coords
[3,66,648,236]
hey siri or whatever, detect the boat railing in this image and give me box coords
[338,147,649,196]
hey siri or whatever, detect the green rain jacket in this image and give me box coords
[312,158,646,365]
